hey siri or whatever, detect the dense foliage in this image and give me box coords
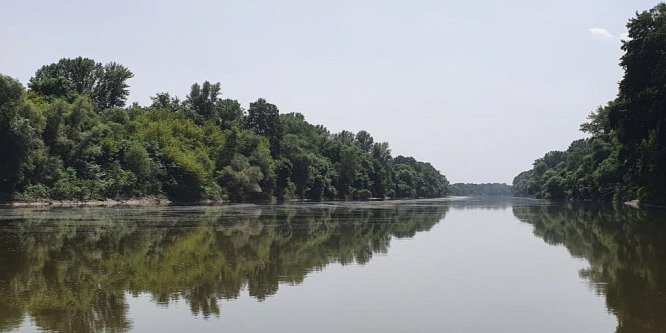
[513,3,666,203]
[448,183,512,196]
[0,59,448,202]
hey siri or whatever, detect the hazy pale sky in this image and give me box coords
[1,0,660,183]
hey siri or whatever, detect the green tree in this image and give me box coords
[216,155,264,201]
[609,3,666,202]
[94,62,134,110]
[1,58,450,202]
[338,146,360,198]
[246,98,281,157]
[185,81,221,123]
[29,57,133,110]
[150,92,183,111]
[334,130,355,146]
[217,99,244,130]
[355,130,374,153]
[0,75,49,198]
[513,3,666,203]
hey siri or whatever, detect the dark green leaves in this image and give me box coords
[514,3,666,203]
[2,58,450,202]
[28,57,133,110]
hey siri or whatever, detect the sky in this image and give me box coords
[1,0,661,184]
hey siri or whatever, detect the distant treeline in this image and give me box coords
[0,59,448,202]
[448,183,512,196]
[513,3,666,204]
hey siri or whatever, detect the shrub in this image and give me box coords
[356,189,372,200]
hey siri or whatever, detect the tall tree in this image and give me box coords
[355,130,374,153]
[246,98,281,157]
[371,142,391,162]
[334,130,355,146]
[0,75,48,198]
[29,57,133,110]
[94,62,134,110]
[608,3,666,201]
[29,57,99,101]
[185,81,221,122]
[217,99,244,130]
[338,146,359,198]
[150,92,183,111]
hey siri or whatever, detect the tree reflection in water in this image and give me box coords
[0,201,448,332]
[513,202,666,333]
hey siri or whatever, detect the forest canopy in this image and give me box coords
[513,3,666,204]
[0,58,448,202]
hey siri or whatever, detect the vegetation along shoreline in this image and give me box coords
[1,60,448,203]
[512,4,666,208]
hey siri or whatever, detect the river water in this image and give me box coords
[0,198,664,332]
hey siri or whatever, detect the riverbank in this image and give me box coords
[3,197,172,208]
[0,196,454,208]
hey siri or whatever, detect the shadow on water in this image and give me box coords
[513,202,666,333]
[0,200,449,333]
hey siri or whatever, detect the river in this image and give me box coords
[0,198,664,332]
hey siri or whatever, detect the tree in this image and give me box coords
[94,62,134,110]
[181,82,244,130]
[371,142,391,162]
[0,75,45,198]
[216,155,264,201]
[29,57,133,110]
[608,3,666,201]
[1,59,452,202]
[514,3,666,203]
[355,130,374,153]
[394,164,416,198]
[217,99,244,130]
[246,98,281,158]
[43,97,104,170]
[29,57,98,101]
[338,146,360,198]
[334,130,355,146]
[185,81,221,122]
[150,92,183,111]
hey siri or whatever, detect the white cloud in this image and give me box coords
[589,27,614,40]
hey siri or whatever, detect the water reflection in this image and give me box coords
[513,202,666,333]
[3,199,665,333]
[446,196,513,210]
[0,201,448,332]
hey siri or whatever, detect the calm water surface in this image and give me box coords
[0,198,664,332]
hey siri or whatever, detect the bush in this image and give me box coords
[18,184,51,201]
[202,183,222,200]
[356,189,372,200]
[103,162,137,198]
[51,168,90,200]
